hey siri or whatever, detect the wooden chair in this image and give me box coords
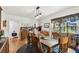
[59,36,69,53]
[31,34,43,53]
[52,32,60,39]
[41,31,49,36]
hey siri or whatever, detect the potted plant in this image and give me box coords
[0,30,4,40]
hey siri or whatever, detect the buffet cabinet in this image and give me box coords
[20,27,29,40]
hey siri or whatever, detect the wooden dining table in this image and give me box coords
[40,38,58,53]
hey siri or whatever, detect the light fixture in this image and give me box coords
[35,6,42,19]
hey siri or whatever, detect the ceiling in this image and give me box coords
[2,6,70,19]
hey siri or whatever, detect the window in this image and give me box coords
[51,13,79,35]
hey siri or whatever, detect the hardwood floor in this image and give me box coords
[9,38,27,53]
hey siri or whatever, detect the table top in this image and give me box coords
[67,48,75,53]
[40,39,58,47]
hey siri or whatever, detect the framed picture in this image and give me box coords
[44,23,50,28]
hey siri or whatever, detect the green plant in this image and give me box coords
[0,30,4,36]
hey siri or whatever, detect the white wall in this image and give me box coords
[1,12,37,38]
[9,20,20,38]
[41,6,79,32]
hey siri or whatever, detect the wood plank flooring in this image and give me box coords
[9,38,27,53]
